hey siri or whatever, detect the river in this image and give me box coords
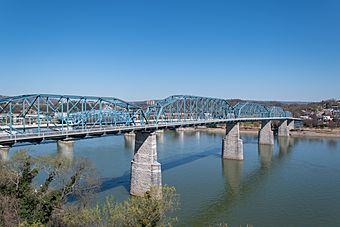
[9,130,340,226]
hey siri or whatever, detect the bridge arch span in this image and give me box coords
[268,106,290,118]
[145,95,233,124]
[0,94,146,136]
[232,102,270,118]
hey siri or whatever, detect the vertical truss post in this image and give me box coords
[176,101,179,122]
[139,110,143,126]
[201,98,204,119]
[195,98,198,120]
[61,98,64,133]
[114,101,117,127]
[189,98,192,120]
[66,98,69,131]
[84,99,87,128]
[46,97,49,128]
[22,99,26,132]
[126,105,130,126]
[99,99,103,128]
[81,99,85,130]
[170,105,173,122]
[37,96,41,135]
[9,102,12,139]
[183,98,186,122]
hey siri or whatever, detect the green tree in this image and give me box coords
[0,152,179,227]
[0,151,99,226]
[61,186,179,227]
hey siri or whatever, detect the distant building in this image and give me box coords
[146,100,155,105]
[323,116,332,121]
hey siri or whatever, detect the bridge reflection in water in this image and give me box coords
[186,136,296,226]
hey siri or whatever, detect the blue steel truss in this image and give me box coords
[0,94,146,137]
[0,94,294,138]
[269,106,291,118]
[145,95,234,124]
[233,102,270,118]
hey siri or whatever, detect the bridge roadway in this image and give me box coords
[0,117,298,146]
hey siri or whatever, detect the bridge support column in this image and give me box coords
[57,139,75,160]
[288,119,295,131]
[130,131,162,197]
[125,131,136,137]
[258,120,274,145]
[222,122,243,160]
[278,120,289,137]
[0,145,10,161]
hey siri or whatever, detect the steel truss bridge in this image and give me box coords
[0,94,298,146]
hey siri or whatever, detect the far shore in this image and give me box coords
[289,128,340,138]
[175,126,340,138]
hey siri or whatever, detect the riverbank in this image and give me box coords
[290,128,340,138]
[177,126,340,138]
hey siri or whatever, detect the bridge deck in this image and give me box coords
[0,117,299,146]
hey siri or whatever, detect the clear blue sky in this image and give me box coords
[0,0,339,101]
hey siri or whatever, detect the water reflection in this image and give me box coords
[221,159,243,193]
[124,133,135,151]
[195,131,201,140]
[178,131,185,143]
[258,144,274,168]
[156,130,165,144]
[327,139,338,150]
[190,135,296,225]
[241,133,259,144]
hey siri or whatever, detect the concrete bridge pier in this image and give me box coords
[278,120,289,137]
[57,139,75,160]
[258,120,274,145]
[0,145,10,161]
[288,119,295,131]
[125,132,136,137]
[130,131,162,197]
[222,122,243,160]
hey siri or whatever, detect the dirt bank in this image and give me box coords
[178,126,340,138]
